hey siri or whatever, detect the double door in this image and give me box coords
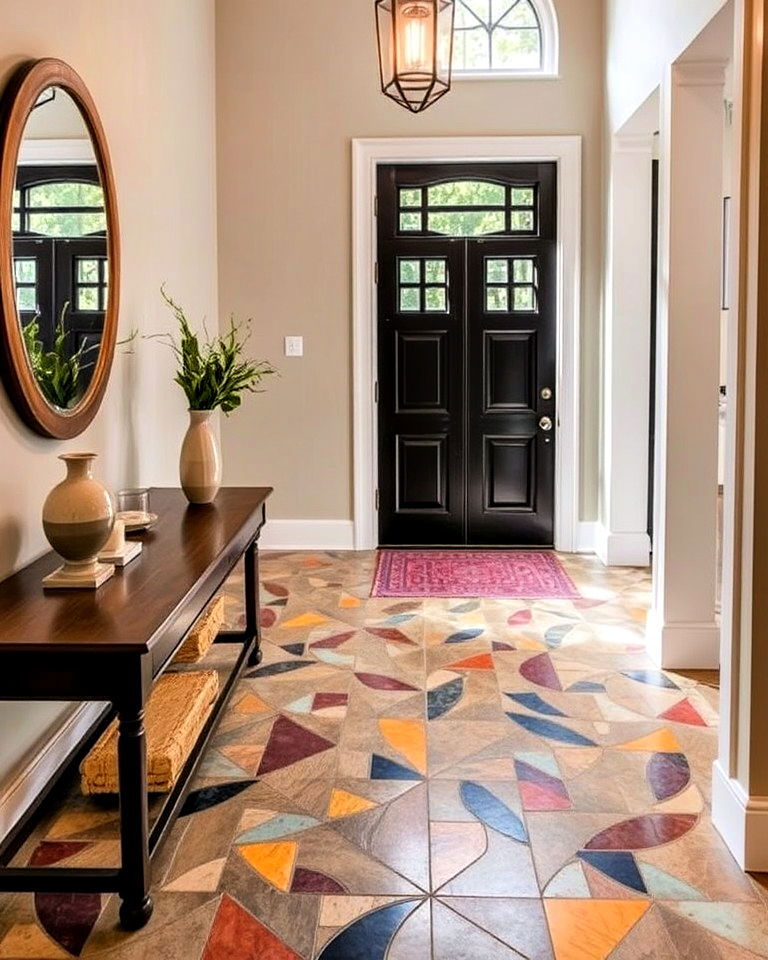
[377,162,558,546]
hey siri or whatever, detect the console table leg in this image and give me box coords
[116,702,153,930]
[245,540,263,667]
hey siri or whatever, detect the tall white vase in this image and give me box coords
[180,410,222,504]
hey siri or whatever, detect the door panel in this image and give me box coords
[467,239,556,544]
[377,163,557,547]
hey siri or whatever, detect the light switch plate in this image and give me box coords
[284,336,304,357]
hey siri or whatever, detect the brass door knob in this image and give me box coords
[539,416,553,432]
[541,387,553,400]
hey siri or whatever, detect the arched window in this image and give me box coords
[452,0,559,77]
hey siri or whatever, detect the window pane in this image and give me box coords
[399,260,421,284]
[486,287,508,311]
[486,259,508,283]
[513,258,535,283]
[400,212,422,232]
[496,0,539,28]
[424,259,446,283]
[400,188,422,208]
[12,212,20,232]
[511,187,535,206]
[455,0,543,73]
[514,286,536,311]
[16,287,37,311]
[510,210,535,232]
[77,258,99,283]
[399,287,420,312]
[28,212,107,237]
[78,286,99,311]
[424,287,447,312]
[428,180,505,207]
[28,181,104,208]
[491,28,541,70]
[428,210,505,236]
[14,259,36,283]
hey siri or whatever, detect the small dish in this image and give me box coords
[117,510,158,533]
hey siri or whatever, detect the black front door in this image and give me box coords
[377,162,558,546]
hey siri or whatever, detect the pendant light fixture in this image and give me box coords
[375,0,455,113]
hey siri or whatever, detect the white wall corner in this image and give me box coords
[575,521,598,554]
[712,760,768,872]
[260,520,355,552]
[0,703,107,843]
[595,523,652,567]
[645,607,721,669]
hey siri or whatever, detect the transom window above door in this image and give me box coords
[398,179,537,237]
[452,0,559,77]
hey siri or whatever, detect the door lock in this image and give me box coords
[541,387,553,400]
[539,416,553,432]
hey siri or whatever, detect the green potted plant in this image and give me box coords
[158,287,276,504]
[22,304,97,410]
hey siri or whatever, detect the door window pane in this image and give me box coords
[428,210,506,236]
[397,257,449,313]
[424,260,446,283]
[484,256,539,314]
[400,287,421,312]
[16,286,37,311]
[486,259,508,283]
[486,287,508,311]
[427,180,505,207]
[399,188,422,208]
[400,212,422,232]
[399,260,421,284]
[425,287,447,312]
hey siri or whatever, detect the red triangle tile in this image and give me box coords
[202,894,302,960]
[658,699,707,727]
[257,716,335,775]
[447,653,494,670]
[519,780,572,811]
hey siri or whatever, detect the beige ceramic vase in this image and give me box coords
[180,410,222,504]
[42,453,115,583]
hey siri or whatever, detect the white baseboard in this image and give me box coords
[712,760,768,871]
[260,520,355,552]
[645,607,721,669]
[0,702,107,843]
[595,524,651,567]
[575,521,598,554]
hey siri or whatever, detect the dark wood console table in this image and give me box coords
[0,486,271,929]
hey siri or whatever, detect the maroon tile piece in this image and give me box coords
[520,653,562,691]
[584,813,698,851]
[514,760,569,798]
[35,892,101,956]
[260,608,278,629]
[508,609,533,625]
[290,868,346,894]
[647,752,691,801]
[263,582,290,598]
[355,672,418,691]
[493,641,516,651]
[366,628,416,646]
[313,692,349,710]
[257,716,335,775]
[29,841,91,867]
[311,631,356,649]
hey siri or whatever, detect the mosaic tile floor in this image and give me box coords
[1,550,767,959]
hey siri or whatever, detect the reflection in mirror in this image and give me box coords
[12,86,107,410]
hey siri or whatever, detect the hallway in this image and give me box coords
[0,552,766,959]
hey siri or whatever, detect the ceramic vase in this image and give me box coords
[42,452,115,588]
[180,410,222,504]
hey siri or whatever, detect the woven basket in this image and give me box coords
[173,595,226,664]
[80,670,219,795]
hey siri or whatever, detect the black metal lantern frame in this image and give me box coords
[375,0,456,114]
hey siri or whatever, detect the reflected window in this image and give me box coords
[14,174,106,238]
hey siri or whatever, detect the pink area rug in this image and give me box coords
[372,549,581,599]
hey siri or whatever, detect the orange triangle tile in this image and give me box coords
[618,728,681,754]
[544,899,650,960]
[221,745,265,774]
[378,718,427,774]
[327,788,377,819]
[202,895,302,960]
[447,653,494,671]
[280,612,329,629]
[339,593,361,608]
[236,693,271,715]
[239,841,297,891]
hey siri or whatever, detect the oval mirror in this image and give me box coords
[0,59,119,439]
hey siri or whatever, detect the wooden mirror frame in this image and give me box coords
[0,58,120,439]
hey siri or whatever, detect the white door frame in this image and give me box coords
[352,136,583,551]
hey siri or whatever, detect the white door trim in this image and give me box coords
[352,136,583,551]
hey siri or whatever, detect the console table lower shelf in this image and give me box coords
[0,487,272,930]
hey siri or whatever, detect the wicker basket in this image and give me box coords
[173,595,226,664]
[80,670,219,795]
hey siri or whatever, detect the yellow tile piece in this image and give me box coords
[239,841,297,891]
[0,923,70,959]
[618,728,681,754]
[378,718,427,774]
[328,788,377,819]
[236,692,271,714]
[281,612,329,629]
[339,593,361,608]
[544,899,650,960]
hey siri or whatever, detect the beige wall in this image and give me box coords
[216,0,604,523]
[0,0,217,787]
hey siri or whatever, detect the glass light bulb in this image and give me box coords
[399,3,433,73]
